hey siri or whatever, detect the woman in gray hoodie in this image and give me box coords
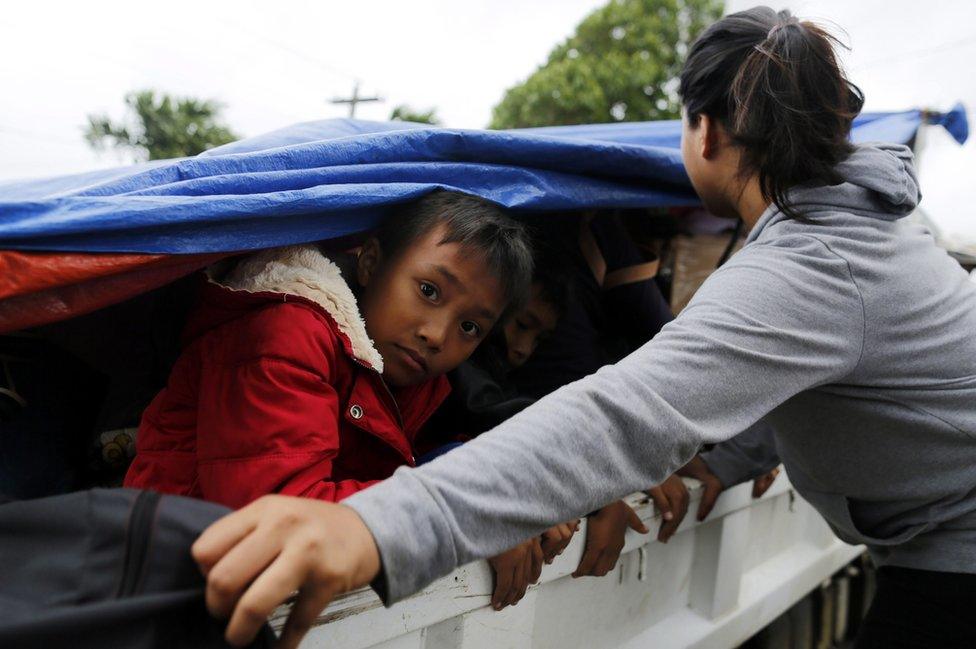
[192,7,976,649]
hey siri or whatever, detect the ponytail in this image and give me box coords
[679,7,864,218]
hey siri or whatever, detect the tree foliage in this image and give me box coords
[85,90,238,161]
[390,104,441,125]
[490,0,722,129]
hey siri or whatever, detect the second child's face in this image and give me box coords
[358,223,507,388]
[502,284,560,369]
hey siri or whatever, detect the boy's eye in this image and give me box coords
[460,321,481,337]
[516,319,530,331]
[419,281,439,301]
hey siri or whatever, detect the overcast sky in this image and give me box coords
[1,0,973,247]
[0,0,603,177]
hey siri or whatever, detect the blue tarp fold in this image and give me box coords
[0,107,966,254]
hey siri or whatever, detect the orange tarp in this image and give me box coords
[0,251,227,333]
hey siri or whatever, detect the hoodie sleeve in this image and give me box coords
[345,234,865,604]
[701,421,780,488]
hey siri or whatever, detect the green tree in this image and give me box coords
[490,0,722,129]
[390,104,441,125]
[85,90,239,161]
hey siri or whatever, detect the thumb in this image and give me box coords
[626,504,649,534]
[647,487,674,522]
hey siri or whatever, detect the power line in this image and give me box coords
[0,125,83,147]
[214,18,391,119]
[215,17,358,82]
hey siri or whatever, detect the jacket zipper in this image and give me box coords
[350,360,415,464]
[117,490,162,597]
[379,379,417,464]
[377,376,405,431]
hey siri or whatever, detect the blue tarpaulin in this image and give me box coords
[0,105,967,255]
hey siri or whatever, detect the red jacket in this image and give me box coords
[124,246,450,509]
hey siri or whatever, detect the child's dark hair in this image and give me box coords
[679,6,864,218]
[375,190,533,314]
[531,242,572,318]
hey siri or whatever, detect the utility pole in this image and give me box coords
[330,81,383,118]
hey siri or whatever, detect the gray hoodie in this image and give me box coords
[346,143,976,603]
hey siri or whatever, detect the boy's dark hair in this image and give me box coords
[531,242,572,318]
[679,6,864,219]
[375,190,533,314]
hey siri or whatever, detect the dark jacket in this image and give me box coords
[512,214,673,398]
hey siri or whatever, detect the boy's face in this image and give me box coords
[502,283,560,368]
[357,223,507,388]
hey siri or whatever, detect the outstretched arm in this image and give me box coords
[348,238,863,603]
[193,238,864,647]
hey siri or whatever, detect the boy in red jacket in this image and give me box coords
[124,191,533,509]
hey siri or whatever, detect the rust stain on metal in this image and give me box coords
[311,599,385,626]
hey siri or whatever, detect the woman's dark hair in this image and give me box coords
[679,6,864,218]
[373,190,534,314]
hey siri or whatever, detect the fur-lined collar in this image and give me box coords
[211,245,384,372]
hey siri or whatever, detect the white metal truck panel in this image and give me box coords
[273,475,860,648]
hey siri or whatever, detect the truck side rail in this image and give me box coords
[273,474,861,649]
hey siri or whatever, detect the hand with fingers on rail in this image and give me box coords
[645,473,691,543]
[677,455,782,522]
[572,500,648,578]
[540,519,580,564]
[752,467,781,498]
[676,454,727,521]
[191,495,380,649]
[487,537,544,610]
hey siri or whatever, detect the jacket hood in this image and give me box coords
[750,143,921,240]
[186,245,385,372]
